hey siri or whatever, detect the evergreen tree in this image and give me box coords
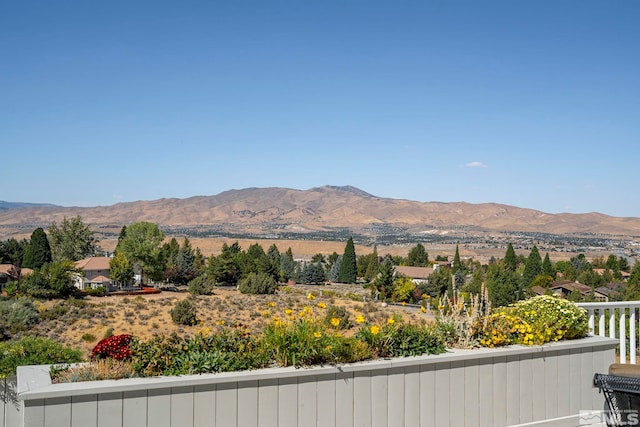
[299,262,326,285]
[407,243,428,267]
[542,253,554,278]
[266,244,281,280]
[371,258,396,300]
[452,245,462,273]
[280,248,296,282]
[22,228,52,269]
[364,245,380,282]
[336,237,357,284]
[0,238,28,267]
[504,243,517,272]
[328,255,342,282]
[114,225,127,255]
[523,246,542,285]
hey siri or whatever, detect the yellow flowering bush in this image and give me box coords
[477,295,588,347]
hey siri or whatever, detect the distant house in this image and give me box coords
[593,268,631,281]
[74,257,113,291]
[550,280,609,302]
[395,266,434,285]
[0,264,33,290]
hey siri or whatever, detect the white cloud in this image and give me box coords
[464,161,488,168]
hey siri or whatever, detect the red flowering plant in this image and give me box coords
[91,334,133,361]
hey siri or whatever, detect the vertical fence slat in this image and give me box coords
[588,310,595,335]
[599,310,606,337]
[632,309,637,365]
[610,309,616,339]
[620,310,627,363]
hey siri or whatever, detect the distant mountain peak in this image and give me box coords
[313,185,376,198]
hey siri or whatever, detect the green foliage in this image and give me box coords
[22,227,52,269]
[262,317,369,367]
[478,295,588,347]
[370,258,396,300]
[407,243,428,267]
[324,306,352,330]
[130,330,268,376]
[238,272,278,294]
[523,246,542,285]
[504,243,517,272]
[391,276,416,303]
[0,336,83,378]
[109,252,134,286]
[48,216,99,262]
[170,299,198,325]
[0,238,28,266]
[81,333,97,343]
[0,298,40,338]
[356,318,445,359]
[86,286,106,296]
[452,245,462,273]
[336,237,357,284]
[116,222,165,284]
[299,262,326,285]
[188,275,215,295]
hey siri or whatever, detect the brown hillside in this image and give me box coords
[0,185,638,239]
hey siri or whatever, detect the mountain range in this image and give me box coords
[0,186,639,240]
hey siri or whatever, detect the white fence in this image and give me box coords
[577,301,640,364]
[9,336,617,427]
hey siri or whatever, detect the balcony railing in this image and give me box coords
[577,301,640,364]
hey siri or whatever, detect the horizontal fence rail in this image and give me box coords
[577,301,640,364]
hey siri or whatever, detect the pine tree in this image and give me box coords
[364,245,380,282]
[337,237,357,284]
[407,243,428,267]
[542,253,554,278]
[452,245,462,273]
[523,246,542,285]
[22,228,52,269]
[504,243,517,272]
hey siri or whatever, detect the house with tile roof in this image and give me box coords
[74,257,114,291]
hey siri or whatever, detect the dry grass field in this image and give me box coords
[31,284,428,358]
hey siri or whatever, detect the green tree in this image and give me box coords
[336,237,357,284]
[116,222,165,284]
[407,243,428,267]
[0,238,28,266]
[542,253,554,278]
[523,246,542,285]
[486,265,522,307]
[363,246,380,282]
[22,228,52,269]
[452,245,463,273]
[299,262,326,285]
[370,258,396,300]
[504,243,517,272]
[109,252,135,287]
[280,248,296,282]
[48,216,99,262]
[42,260,78,297]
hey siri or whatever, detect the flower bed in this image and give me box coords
[50,294,589,383]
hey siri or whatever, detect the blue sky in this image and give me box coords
[1,1,638,217]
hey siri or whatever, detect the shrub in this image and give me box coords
[103,327,114,339]
[91,334,133,360]
[52,358,137,383]
[324,306,351,330]
[0,298,40,337]
[81,333,97,343]
[356,317,445,359]
[238,272,278,295]
[477,295,589,347]
[130,330,268,377]
[170,299,198,325]
[86,286,106,296]
[0,336,84,378]
[188,275,215,296]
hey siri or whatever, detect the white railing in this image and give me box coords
[577,301,640,364]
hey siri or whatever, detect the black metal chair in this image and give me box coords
[594,364,640,427]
